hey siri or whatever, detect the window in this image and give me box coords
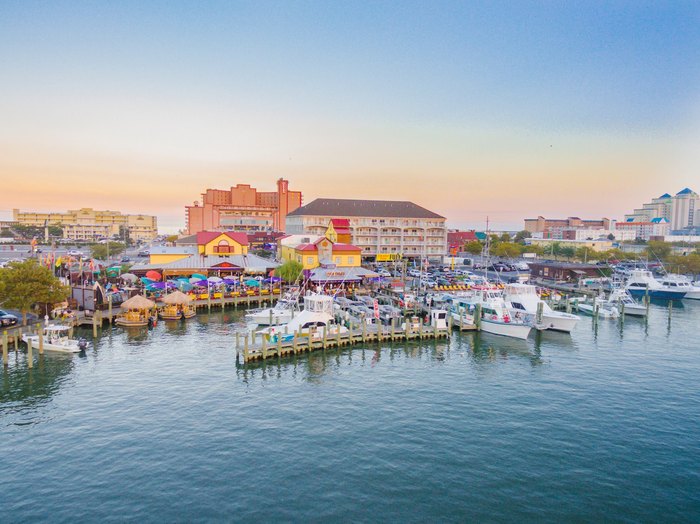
[348,256,354,264]
[307,257,314,265]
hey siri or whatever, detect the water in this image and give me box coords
[2,302,700,522]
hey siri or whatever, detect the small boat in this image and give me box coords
[158,290,196,320]
[260,293,348,342]
[658,274,700,300]
[625,270,687,300]
[246,294,300,325]
[608,288,647,317]
[115,295,156,327]
[577,296,619,319]
[22,325,88,353]
[451,290,531,339]
[503,283,579,333]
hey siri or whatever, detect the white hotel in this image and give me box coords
[285,198,447,260]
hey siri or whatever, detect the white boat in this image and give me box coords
[260,294,348,342]
[246,295,300,325]
[625,270,687,300]
[22,325,88,353]
[451,290,531,339]
[503,283,579,333]
[607,288,647,317]
[577,296,619,319]
[658,274,700,300]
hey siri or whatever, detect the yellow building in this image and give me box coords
[13,207,158,242]
[282,237,361,270]
[150,231,249,265]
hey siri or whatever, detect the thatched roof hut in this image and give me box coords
[160,291,192,305]
[120,295,156,310]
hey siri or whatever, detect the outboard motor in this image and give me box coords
[147,316,154,329]
[78,338,88,351]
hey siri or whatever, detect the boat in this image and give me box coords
[22,325,88,353]
[625,269,687,300]
[260,293,348,342]
[246,292,300,325]
[577,296,619,319]
[450,290,531,339]
[607,287,647,317]
[503,283,579,333]
[158,291,196,320]
[115,295,156,327]
[658,274,700,300]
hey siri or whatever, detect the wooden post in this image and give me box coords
[235,332,239,350]
[390,322,395,341]
[475,303,482,330]
[535,302,544,326]
[565,298,571,314]
[293,329,298,354]
[668,300,673,325]
[362,321,366,342]
[419,320,424,339]
[92,313,98,338]
[2,330,7,367]
[336,325,341,346]
[308,329,313,351]
[322,325,327,349]
[276,332,282,357]
[208,291,211,312]
[38,321,44,354]
[27,338,33,368]
[262,333,267,359]
[243,333,249,362]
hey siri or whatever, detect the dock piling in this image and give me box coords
[27,338,33,368]
[2,330,7,367]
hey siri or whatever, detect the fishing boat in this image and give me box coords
[503,283,579,333]
[450,290,531,339]
[625,270,687,300]
[158,291,196,320]
[577,296,619,319]
[246,291,300,325]
[260,293,348,342]
[22,325,88,353]
[658,274,700,300]
[607,287,647,317]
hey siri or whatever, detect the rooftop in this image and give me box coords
[286,198,444,219]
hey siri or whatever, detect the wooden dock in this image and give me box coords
[236,321,451,364]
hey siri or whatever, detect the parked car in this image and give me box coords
[121,256,131,263]
[0,309,19,327]
[138,250,150,257]
[67,249,84,257]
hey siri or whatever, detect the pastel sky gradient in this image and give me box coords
[1,1,699,232]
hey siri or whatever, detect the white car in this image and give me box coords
[66,250,84,257]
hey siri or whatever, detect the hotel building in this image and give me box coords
[185,178,302,234]
[624,188,699,232]
[285,198,447,260]
[12,208,158,242]
[524,216,613,235]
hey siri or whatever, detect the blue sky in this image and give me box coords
[1,1,699,231]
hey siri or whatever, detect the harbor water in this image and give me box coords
[2,301,699,522]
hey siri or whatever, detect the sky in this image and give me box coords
[1,0,699,233]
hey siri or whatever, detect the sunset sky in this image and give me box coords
[1,1,699,232]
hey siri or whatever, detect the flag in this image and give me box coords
[55,256,62,267]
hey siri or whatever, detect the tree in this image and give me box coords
[499,232,511,242]
[646,240,672,262]
[274,260,303,283]
[90,242,126,260]
[0,259,70,324]
[165,235,179,244]
[667,254,700,278]
[559,246,576,260]
[252,249,274,259]
[463,241,483,256]
[513,230,532,243]
[575,247,591,262]
[48,224,64,237]
[493,242,522,259]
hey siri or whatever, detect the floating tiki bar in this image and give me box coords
[115,295,156,327]
[159,291,196,321]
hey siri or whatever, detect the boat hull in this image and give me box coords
[160,310,196,321]
[480,319,531,339]
[246,310,295,326]
[21,334,83,353]
[627,289,687,300]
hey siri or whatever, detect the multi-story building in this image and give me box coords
[524,216,613,235]
[185,178,302,234]
[12,208,158,242]
[546,227,635,242]
[624,188,699,232]
[616,218,671,240]
[285,198,447,260]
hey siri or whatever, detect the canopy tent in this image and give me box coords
[120,295,156,310]
[120,273,138,283]
[160,290,193,305]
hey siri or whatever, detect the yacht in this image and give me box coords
[246,293,300,325]
[22,325,88,354]
[658,274,700,300]
[625,269,687,300]
[504,283,579,333]
[577,295,619,319]
[607,287,647,317]
[450,290,531,339]
[261,294,347,342]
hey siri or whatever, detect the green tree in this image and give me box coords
[0,259,70,324]
[463,241,483,256]
[499,232,511,242]
[574,247,591,262]
[646,240,672,261]
[493,242,522,259]
[559,246,576,260]
[48,224,64,237]
[252,249,274,259]
[513,230,532,243]
[274,260,303,283]
[90,242,126,260]
[667,254,700,278]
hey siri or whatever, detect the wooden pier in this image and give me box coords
[237,321,451,364]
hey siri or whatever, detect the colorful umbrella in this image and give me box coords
[146,270,162,281]
[192,280,209,287]
[141,277,154,285]
[207,276,223,283]
[121,273,138,282]
[176,281,193,292]
[223,278,238,285]
[191,273,206,280]
[245,279,260,287]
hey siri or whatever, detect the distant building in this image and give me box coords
[547,228,635,242]
[447,230,478,250]
[185,178,302,234]
[525,238,614,252]
[616,217,670,240]
[285,198,447,260]
[12,208,158,242]
[624,188,699,232]
[524,216,613,235]
[529,262,610,283]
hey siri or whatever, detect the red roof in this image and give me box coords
[447,231,477,244]
[295,244,317,252]
[330,218,351,233]
[196,231,249,246]
[332,243,361,251]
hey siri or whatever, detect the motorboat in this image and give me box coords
[625,269,687,300]
[246,296,300,326]
[22,325,88,354]
[450,290,531,339]
[607,288,647,317]
[577,296,619,319]
[260,293,348,342]
[658,274,700,300]
[504,283,579,333]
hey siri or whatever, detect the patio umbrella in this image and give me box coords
[223,278,238,285]
[121,273,138,283]
[207,276,223,283]
[146,270,162,281]
[191,273,206,280]
[175,281,193,292]
[141,277,154,285]
[176,277,190,282]
[269,276,282,282]
[106,266,121,277]
[193,280,209,287]
[245,279,260,287]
